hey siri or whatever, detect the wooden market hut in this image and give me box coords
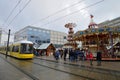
[37,43,55,56]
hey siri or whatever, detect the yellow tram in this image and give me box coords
[0,40,34,59]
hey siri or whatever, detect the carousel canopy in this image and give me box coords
[75,26,120,35]
[73,26,120,41]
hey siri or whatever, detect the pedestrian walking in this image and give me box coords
[74,49,79,61]
[60,49,63,58]
[63,49,68,61]
[88,51,93,66]
[96,51,102,66]
[79,49,85,61]
[55,49,60,60]
[69,49,75,61]
[79,49,85,66]
[86,51,89,60]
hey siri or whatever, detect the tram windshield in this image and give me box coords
[21,43,33,54]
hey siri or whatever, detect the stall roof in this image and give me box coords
[37,43,54,49]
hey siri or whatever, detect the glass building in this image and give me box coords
[14,26,67,48]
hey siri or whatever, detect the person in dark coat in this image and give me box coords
[79,50,85,61]
[96,51,102,66]
[55,49,60,60]
[69,49,74,61]
[63,49,68,61]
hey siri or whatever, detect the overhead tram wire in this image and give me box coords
[3,0,31,36]
[31,0,86,25]
[2,0,21,34]
[2,29,8,34]
[9,0,86,35]
[3,0,21,26]
[7,0,104,36]
[39,0,104,27]
[7,0,31,27]
[4,0,31,35]
[8,0,103,36]
[2,0,85,35]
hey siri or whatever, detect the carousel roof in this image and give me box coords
[88,22,97,27]
[74,15,119,40]
[73,26,120,40]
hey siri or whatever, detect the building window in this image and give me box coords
[64,36,66,39]
[31,36,35,38]
[43,40,46,43]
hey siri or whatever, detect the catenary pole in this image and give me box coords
[6,29,11,58]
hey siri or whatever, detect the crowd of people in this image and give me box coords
[53,48,102,66]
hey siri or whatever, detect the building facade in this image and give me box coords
[98,17,120,27]
[14,26,67,48]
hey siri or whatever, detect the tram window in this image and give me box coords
[21,44,33,54]
[12,46,14,51]
[12,46,19,52]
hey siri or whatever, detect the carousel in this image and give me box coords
[73,15,120,57]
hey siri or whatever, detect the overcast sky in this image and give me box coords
[0,0,120,42]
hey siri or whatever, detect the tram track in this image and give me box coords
[34,57,120,77]
[32,57,120,80]
[26,58,120,80]
[26,60,95,80]
[0,54,39,80]
[0,54,119,80]
[0,54,95,80]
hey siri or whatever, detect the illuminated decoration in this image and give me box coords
[64,23,77,48]
[73,15,120,57]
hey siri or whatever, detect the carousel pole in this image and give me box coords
[96,33,100,51]
[109,31,114,57]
